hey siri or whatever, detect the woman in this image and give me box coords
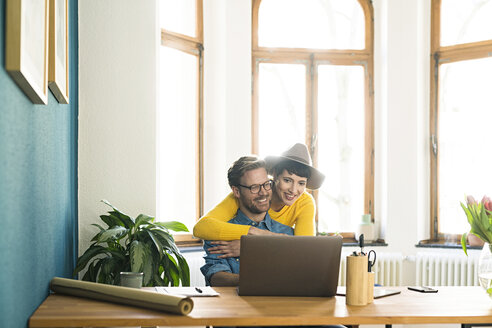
[192,143,325,257]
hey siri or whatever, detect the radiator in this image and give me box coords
[416,252,480,286]
[338,252,403,286]
[183,251,206,286]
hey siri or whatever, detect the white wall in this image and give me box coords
[78,0,159,255]
[202,0,252,211]
[374,0,430,291]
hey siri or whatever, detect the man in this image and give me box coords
[200,155,293,286]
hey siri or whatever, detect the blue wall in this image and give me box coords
[0,1,78,327]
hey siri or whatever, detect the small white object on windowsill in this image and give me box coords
[357,214,375,243]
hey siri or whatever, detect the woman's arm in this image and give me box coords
[291,192,316,236]
[193,193,250,240]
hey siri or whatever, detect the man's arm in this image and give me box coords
[201,240,239,286]
[210,272,239,286]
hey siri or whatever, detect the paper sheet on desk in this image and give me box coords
[155,287,220,297]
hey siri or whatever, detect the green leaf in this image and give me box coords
[461,232,468,256]
[154,221,189,232]
[153,272,167,286]
[461,203,474,225]
[82,261,96,281]
[479,207,492,243]
[108,249,127,261]
[98,226,128,243]
[108,210,134,229]
[99,214,120,228]
[73,245,108,276]
[100,200,135,228]
[176,253,190,286]
[130,240,146,273]
[91,223,106,231]
[141,244,155,286]
[99,257,122,284]
[135,214,154,229]
[147,230,164,258]
[152,230,180,254]
[487,288,492,295]
[162,253,180,286]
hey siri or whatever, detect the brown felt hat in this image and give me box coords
[265,143,325,190]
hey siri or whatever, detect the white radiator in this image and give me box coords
[416,252,480,286]
[183,251,206,286]
[338,252,403,286]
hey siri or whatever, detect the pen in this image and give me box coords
[195,287,203,293]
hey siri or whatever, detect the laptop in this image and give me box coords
[238,235,342,297]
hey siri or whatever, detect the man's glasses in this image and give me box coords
[236,180,274,194]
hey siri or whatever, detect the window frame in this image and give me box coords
[160,0,204,243]
[429,0,492,241]
[251,0,375,234]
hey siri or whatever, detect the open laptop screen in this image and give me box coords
[238,235,342,297]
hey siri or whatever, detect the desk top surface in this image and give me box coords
[29,286,492,327]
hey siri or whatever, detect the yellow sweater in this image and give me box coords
[193,191,315,240]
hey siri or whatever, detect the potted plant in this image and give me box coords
[461,195,492,254]
[461,195,492,296]
[73,200,190,287]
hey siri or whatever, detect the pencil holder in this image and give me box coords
[367,271,375,303]
[346,255,368,306]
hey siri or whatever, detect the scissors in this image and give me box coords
[367,250,376,272]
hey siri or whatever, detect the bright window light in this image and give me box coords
[160,0,196,37]
[438,57,492,234]
[257,63,306,157]
[317,65,365,233]
[258,0,364,49]
[159,46,198,230]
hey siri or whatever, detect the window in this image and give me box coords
[430,0,492,240]
[252,0,374,234]
[159,0,203,240]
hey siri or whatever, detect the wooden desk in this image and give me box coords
[29,287,492,327]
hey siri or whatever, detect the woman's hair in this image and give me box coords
[228,156,267,187]
[271,159,312,179]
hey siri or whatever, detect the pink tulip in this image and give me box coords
[483,195,492,212]
[467,195,477,205]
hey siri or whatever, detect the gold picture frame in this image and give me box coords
[5,0,49,105]
[48,0,69,104]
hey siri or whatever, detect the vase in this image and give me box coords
[478,242,492,297]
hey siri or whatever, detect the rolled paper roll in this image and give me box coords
[346,255,368,306]
[50,277,193,315]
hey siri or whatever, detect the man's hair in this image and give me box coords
[227,156,267,187]
[271,159,312,179]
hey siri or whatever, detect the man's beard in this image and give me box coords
[242,195,271,214]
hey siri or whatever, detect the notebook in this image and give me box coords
[238,235,343,297]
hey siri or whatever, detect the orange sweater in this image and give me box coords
[193,191,315,240]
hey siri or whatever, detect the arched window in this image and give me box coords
[160,0,203,237]
[430,0,492,240]
[252,0,374,234]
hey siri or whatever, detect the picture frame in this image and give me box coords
[5,0,50,105]
[48,0,69,104]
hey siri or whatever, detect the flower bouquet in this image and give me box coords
[460,195,492,255]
